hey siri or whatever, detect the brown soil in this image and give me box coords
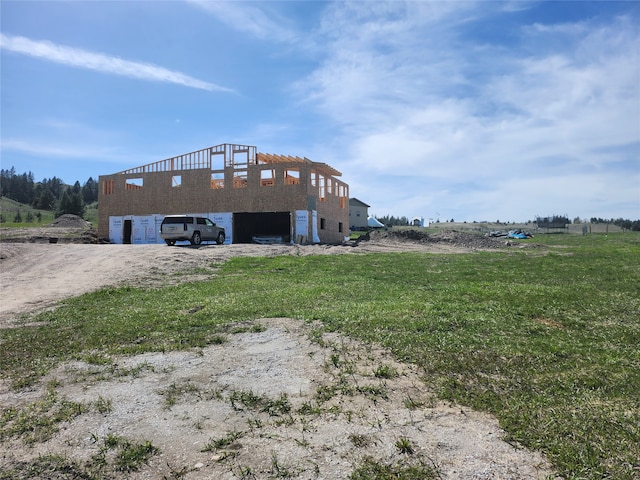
[0,229,555,479]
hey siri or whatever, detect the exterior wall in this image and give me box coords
[99,149,349,244]
[349,198,370,230]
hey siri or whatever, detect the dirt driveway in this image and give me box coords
[0,233,555,479]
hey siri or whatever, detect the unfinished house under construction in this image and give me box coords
[98,143,349,245]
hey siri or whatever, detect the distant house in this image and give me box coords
[98,143,349,244]
[349,198,370,230]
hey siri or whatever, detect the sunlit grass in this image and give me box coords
[1,233,638,478]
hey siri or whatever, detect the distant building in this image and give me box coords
[411,217,429,227]
[98,143,349,244]
[349,198,370,230]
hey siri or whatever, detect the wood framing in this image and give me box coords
[98,143,350,244]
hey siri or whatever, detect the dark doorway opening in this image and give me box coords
[123,219,132,244]
[233,212,291,243]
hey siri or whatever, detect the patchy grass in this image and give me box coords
[0,383,87,444]
[202,430,245,452]
[0,233,638,479]
[229,390,292,416]
[0,434,158,479]
[349,456,438,480]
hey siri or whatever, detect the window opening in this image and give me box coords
[211,149,225,170]
[319,175,325,200]
[261,169,275,186]
[172,175,182,187]
[310,171,317,187]
[125,178,143,190]
[229,147,254,169]
[339,184,347,208]
[233,170,248,188]
[211,172,224,189]
[339,222,343,233]
[320,218,326,230]
[284,168,300,185]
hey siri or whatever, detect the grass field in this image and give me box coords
[0,196,98,227]
[1,233,638,478]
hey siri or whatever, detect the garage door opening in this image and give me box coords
[233,212,291,244]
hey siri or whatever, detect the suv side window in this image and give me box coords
[205,219,214,226]
[197,218,206,225]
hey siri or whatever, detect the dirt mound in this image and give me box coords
[364,229,508,250]
[48,214,91,228]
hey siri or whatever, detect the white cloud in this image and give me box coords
[1,138,118,160]
[0,33,233,92]
[297,5,639,220]
[185,0,298,43]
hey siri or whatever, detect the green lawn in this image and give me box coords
[1,233,638,479]
[0,196,97,227]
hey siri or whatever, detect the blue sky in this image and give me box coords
[1,1,638,222]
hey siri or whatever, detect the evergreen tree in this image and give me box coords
[82,177,98,203]
[56,190,85,217]
[33,188,56,210]
[56,191,72,217]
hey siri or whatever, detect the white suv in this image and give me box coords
[160,215,225,246]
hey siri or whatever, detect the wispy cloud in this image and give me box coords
[1,137,117,160]
[0,33,233,92]
[185,0,297,43]
[299,4,639,220]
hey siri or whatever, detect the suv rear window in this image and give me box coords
[162,216,193,224]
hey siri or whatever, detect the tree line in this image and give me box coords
[0,167,98,219]
[377,213,639,231]
[588,217,640,231]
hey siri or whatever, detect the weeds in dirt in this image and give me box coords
[373,363,398,379]
[158,381,224,408]
[395,437,415,455]
[202,430,245,452]
[0,383,87,444]
[403,395,424,410]
[231,464,257,480]
[1,233,638,478]
[296,401,322,416]
[89,434,159,474]
[94,395,112,414]
[63,360,156,385]
[0,454,89,480]
[349,457,439,480]
[349,433,372,448]
[159,381,201,408]
[229,390,291,416]
[0,435,159,479]
[357,383,388,400]
[164,463,193,479]
[269,451,299,478]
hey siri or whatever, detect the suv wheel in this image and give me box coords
[216,232,225,245]
[190,231,202,245]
